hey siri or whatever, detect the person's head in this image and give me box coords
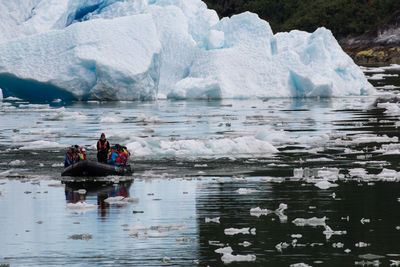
[68,146,74,153]
[101,133,105,140]
[81,147,86,153]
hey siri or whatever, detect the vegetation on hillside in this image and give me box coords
[203,0,400,38]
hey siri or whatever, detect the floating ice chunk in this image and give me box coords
[377,169,400,181]
[162,257,171,263]
[250,207,271,217]
[390,260,400,266]
[8,160,25,166]
[209,240,225,247]
[291,234,302,239]
[292,216,327,227]
[104,196,128,205]
[221,253,256,264]
[66,202,97,210]
[349,168,368,178]
[290,263,312,267]
[323,225,347,239]
[100,116,125,123]
[345,249,351,253]
[332,242,344,248]
[51,163,64,167]
[355,242,370,247]
[205,217,220,223]
[360,218,370,224]
[19,140,67,150]
[239,241,252,247]
[236,188,258,195]
[275,242,290,252]
[224,227,249,235]
[377,102,400,116]
[315,180,338,190]
[136,114,162,123]
[215,246,233,254]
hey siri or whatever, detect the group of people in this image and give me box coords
[64,133,130,167]
[64,145,87,167]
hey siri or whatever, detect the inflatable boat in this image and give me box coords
[61,160,133,177]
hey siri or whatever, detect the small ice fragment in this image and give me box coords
[332,242,344,248]
[390,260,400,266]
[291,234,302,239]
[275,242,289,252]
[341,216,350,221]
[239,241,251,247]
[358,254,385,260]
[215,246,233,254]
[290,263,312,267]
[217,177,225,183]
[123,197,139,203]
[209,240,225,247]
[205,217,220,223]
[315,180,338,190]
[224,227,250,235]
[355,242,370,247]
[104,196,127,204]
[360,218,370,224]
[250,207,271,217]
[331,192,336,198]
[162,257,171,263]
[396,226,400,230]
[293,168,303,178]
[292,216,327,227]
[236,188,257,194]
[250,228,256,235]
[323,225,347,239]
[221,253,256,264]
[344,249,351,253]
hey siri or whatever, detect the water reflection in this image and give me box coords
[63,179,133,217]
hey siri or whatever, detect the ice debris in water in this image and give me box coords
[236,188,258,194]
[355,242,370,247]
[290,263,312,267]
[8,160,25,166]
[239,241,252,247]
[292,216,327,227]
[315,180,339,190]
[216,246,256,264]
[0,0,373,101]
[323,225,347,240]
[205,217,220,223]
[275,242,290,252]
[224,227,256,236]
[250,203,288,222]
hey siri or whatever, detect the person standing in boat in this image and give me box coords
[97,133,110,163]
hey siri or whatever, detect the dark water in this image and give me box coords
[0,67,399,266]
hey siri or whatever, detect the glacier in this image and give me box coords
[0,0,374,101]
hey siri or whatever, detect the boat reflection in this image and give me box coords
[63,179,133,217]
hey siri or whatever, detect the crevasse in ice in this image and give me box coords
[0,0,374,100]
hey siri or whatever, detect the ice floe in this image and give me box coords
[236,188,258,194]
[224,227,256,236]
[315,180,339,190]
[292,216,327,227]
[323,225,347,239]
[66,202,97,210]
[205,217,220,223]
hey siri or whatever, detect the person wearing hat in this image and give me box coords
[108,144,122,166]
[97,133,110,163]
[64,146,77,167]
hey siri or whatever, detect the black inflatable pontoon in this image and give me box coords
[61,160,133,177]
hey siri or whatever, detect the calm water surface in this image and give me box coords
[0,67,399,266]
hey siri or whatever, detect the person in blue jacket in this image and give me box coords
[108,144,122,166]
[64,146,77,167]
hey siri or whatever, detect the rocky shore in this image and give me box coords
[340,10,400,66]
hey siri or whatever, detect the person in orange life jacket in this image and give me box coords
[119,146,130,165]
[64,146,77,167]
[97,133,110,163]
[108,144,122,166]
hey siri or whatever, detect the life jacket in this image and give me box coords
[65,152,75,166]
[98,140,109,151]
[108,149,121,163]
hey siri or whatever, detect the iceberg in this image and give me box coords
[0,0,374,100]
